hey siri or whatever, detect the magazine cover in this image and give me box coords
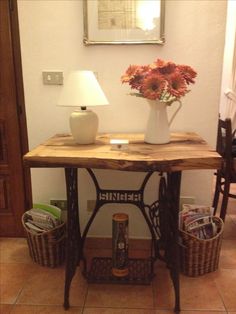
[179,204,216,239]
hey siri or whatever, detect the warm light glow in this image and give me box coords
[136,0,160,31]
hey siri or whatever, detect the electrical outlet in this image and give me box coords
[179,196,195,211]
[50,199,67,211]
[87,200,96,212]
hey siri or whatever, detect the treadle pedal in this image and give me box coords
[86,257,154,285]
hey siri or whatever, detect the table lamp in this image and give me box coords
[58,70,109,144]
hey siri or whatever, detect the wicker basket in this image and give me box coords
[179,216,224,277]
[22,212,66,268]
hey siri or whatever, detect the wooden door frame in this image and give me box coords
[9,0,32,225]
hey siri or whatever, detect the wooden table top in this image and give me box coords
[23,133,221,172]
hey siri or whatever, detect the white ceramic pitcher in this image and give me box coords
[144,99,182,144]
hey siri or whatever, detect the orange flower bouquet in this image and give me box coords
[121,59,197,104]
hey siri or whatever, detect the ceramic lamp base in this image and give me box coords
[70,109,98,144]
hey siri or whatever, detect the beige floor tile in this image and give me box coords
[152,267,174,310]
[85,284,154,309]
[213,269,236,311]
[84,308,155,314]
[155,311,178,314]
[16,266,87,306]
[154,311,177,314]
[170,312,226,314]
[229,214,236,229]
[226,195,236,215]
[219,239,236,268]
[0,238,32,264]
[84,310,227,314]
[222,216,236,239]
[0,304,13,314]
[153,267,225,311]
[0,263,39,304]
[10,304,82,313]
[179,273,225,311]
[155,311,226,314]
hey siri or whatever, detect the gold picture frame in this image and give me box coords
[83,0,165,45]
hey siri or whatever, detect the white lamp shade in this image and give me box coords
[58,70,109,107]
[57,70,109,144]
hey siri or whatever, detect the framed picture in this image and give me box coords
[83,0,165,45]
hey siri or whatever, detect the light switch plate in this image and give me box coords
[42,71,63,85]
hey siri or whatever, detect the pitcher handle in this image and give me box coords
[168,100,182,126]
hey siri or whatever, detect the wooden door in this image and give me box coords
[0,0,32,237]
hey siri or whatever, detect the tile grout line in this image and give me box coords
[81,274,89,313]
[0,260,36,305]
[212,274,229,314]
[151,277,156,311]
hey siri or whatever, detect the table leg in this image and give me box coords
[64,168,81,309]
[166,171,182,313]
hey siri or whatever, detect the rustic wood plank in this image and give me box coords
[23,133,221,172]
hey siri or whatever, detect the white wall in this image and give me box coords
[18,0,227,238]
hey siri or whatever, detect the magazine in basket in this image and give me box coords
[24,203,62,233]
[179,204,217,239]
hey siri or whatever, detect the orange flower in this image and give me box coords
[141,74,166,100]
[152,59,176,75]
[121,65,139,83]
[167,72,187,98]
[121,58,197,102]
[178,65,197,84]
[129,65,150,90]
